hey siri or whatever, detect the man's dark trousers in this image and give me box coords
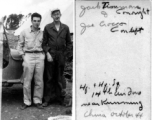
[44,50,66,104]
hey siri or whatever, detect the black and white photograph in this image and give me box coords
[0,0,152,120]
[75,0,151,120]
[0,0,73,120]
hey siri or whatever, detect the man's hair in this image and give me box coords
[31,13,42,21]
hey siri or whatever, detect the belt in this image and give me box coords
[25,51,43,53]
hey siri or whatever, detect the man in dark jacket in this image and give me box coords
[42,8,72,107]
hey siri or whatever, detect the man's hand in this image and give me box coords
[22,55,25,60]
[47,52,53,62]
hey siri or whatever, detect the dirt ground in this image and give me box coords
[2,82,72,120]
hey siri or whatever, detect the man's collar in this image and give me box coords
[30,25,40,33]
[49,22,65,29]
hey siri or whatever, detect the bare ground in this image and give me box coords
[2,82,72,120]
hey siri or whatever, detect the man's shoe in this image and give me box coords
[20,103,30,110]
[35,103,44,109]
[42,102,49,107]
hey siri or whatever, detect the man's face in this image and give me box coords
[31,17,41,29]
[51,11,61,22]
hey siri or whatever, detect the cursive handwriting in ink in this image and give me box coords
[117,8,150,19]
[129,27,144,35]
[80,84,90,94]
[101,11,108,18]
[81,102,90,106]
[84,109,106,117]
[92,91,101,97]
[99,21,127,27]
[81,102,100,106]
[99,21,126,33]
[112,79,116,86]
[103,83,113,95]
[101,98,143,111]
[102,2,120,9]
[128,5,141,9]
[127,87,141,96]
[92,102,100,106]
[80,23,94,35]
[92,79,142,97]
[111,26,119,32]
[138,101,143,111]
[101,2,149,20]
[79,2,101,17]
[114,82,126,96]
[81,99,143,111]
[102,2,141,10]
[98,81,104,87]
[111,110,134,118]
[121,27,144,35]
[135,112,143,118]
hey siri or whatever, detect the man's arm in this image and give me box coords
[42,26,53,62]
[66,27,72,51]
[17,31,25,59]
[42,26,51,53]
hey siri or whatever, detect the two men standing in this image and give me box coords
[17,9,72,109]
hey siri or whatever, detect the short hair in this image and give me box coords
[31,13,42,21]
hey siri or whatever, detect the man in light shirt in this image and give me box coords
[17,13,45,110]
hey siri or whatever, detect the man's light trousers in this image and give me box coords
[22,52,45,105]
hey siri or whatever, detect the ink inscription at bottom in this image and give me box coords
[84,109,106,118]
